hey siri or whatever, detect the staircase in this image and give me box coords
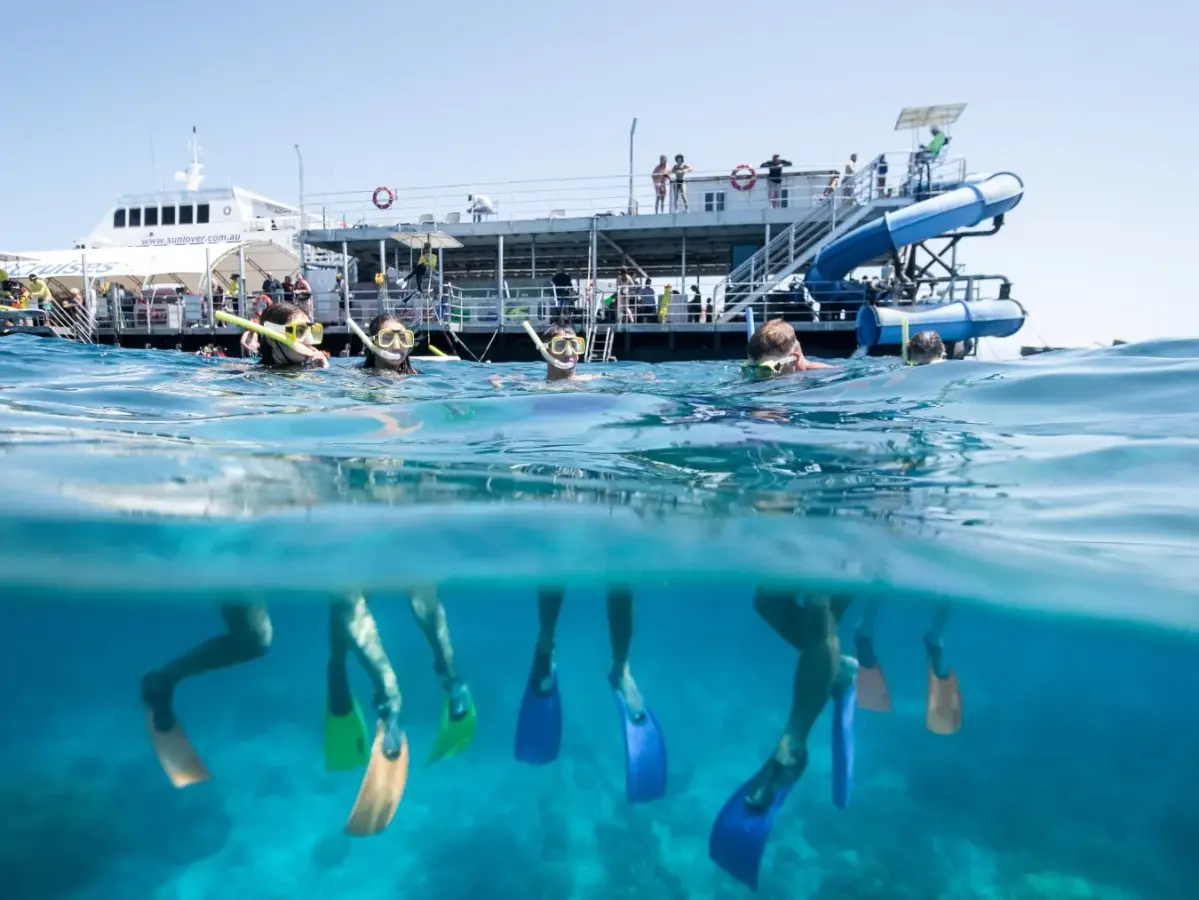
[715,166,881,323]
[585,323,616,362]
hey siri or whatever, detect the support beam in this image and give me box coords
[598,232,647,281]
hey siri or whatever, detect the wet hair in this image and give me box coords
[543,323,577,343]
[747,318,798,362]
[908,330,945,364]
[257,301,307,367]
[363,313,416,374]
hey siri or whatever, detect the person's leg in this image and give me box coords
[855,597,881,665]
[142,601,272,733]
[748,593,852,809]
[329,596,402,742]
[532,586,566,690]
[408,589,471,717]
[924,602,951,679]
[606,584,646,718]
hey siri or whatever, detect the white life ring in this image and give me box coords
[222,205,232,216]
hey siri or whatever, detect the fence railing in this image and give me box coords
[300,152,969,230]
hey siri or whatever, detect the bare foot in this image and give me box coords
[610,667,647,721]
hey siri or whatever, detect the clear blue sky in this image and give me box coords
[2,0,1194,348]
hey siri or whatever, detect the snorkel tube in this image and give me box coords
[521,319,575,371]
[216,310,320,359]
[346,315,409,364]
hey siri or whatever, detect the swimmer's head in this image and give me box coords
[543,324,582,380]
[363,313,415,374]
[259,301,322,367]
[907,330,946,365]
[745,318,805,377]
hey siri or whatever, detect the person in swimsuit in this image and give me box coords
[744,318,836,377]
[652,155,670,214]
[670,154,692,212]
[759,154,793,208]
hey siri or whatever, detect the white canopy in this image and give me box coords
[894,103,967,131]
[0,241,300,296]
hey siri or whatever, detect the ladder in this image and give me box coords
[585,324,615,362]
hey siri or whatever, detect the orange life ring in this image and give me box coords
[730,164,757,191]
[372,186,395,210]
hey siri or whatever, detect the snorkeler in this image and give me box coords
[743,318,836,377]
[709,590,858,890]
[515,585,667,805]
[254,301,330,369]
[855,330,962,734]
[490,322,604,388]
[357,312,419,375]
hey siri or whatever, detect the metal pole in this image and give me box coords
[764,223,771,281]
[237,243,246,319]
[497,235,505,325]
[628,118,638,215]
[378,238,387,312]
[680,232,686,323]
[204,245,214,328]
[530,236,536,279]
[79,251,90,337]
[590,218,599,320]
[294,144,306,276]
[341,240,350,323]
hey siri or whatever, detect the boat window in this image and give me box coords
[129,207,142,227]
[161,205,176,226]
[144,206,159,227]
[778,188,790,209]
[196,203,210,224]
[113,208,126,228]
[179,204,194,225]
[704,191,726,213]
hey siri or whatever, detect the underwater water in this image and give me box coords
[0,334,1196,899]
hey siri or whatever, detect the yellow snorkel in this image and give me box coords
[347,314,407,364]
[216,310,322,360]
[522,319,575,371]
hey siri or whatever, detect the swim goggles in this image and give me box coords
[266,321,323,344]
[741,357,788,376]
[374,327,414,350]
[548,335,585,355]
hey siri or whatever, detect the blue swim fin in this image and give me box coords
[832,678,856,810]
[514,658,562,765]
[709,770,796,891]
[614,691,667,804]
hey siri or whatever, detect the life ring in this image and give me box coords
[372,186,395,210]
[729,164,757,191]
[222,205,232,216]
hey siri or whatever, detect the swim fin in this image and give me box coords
[925,636,962,735]
[854,635,892,713]
[144,707,211,789]
[324,699,370,772]
[345,722,409,837]
[514,654,562,765]
[614,691,667,804]
[709,765,797,891]
[428,682,477,765]
[832,662,857,810]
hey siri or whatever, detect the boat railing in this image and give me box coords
[303,152,968,229]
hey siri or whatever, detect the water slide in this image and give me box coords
[803,173,1027,348]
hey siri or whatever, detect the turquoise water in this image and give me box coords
[0,335,1197,898]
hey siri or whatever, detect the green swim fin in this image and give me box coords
[428,688,477,766]
[325,698,370,772]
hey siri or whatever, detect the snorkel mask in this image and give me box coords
[521,320,578,371]
[215,311,322,360]
[347,316,413,363]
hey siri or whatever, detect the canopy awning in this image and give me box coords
[390,230,463,250]
[0,241,300,295]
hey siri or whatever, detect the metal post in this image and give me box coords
[79,251,90,337]
[764,224,771,282]
[497,235,505,325]
[590,218,599,320]
[378,238,387,312]
[295,143,306,276]
[627,117,638,215]
[204,246,214,328]
[680,232,686,323]
[237,243,246,319]
[341,240,350,323]
[531,237,536,279]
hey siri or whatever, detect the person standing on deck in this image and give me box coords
[25,274,52,310]
[759,154,793,208]
[652,155,670,214]
[670,155,693,212]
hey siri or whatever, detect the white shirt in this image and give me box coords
[469,195,496,214]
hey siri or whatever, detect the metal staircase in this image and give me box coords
[715,166,881,323]
[584,323,616,362]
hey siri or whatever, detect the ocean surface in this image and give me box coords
[0,334,1196,899]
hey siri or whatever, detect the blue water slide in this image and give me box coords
[806,172,1025,284]
[856,297,1027,348]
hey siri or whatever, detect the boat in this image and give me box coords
[3,105,1027,361]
